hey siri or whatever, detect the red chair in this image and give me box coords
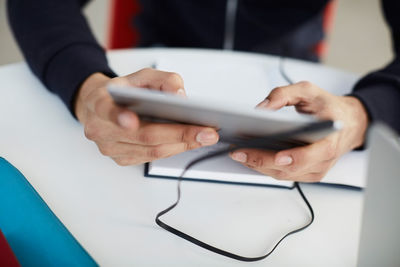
[314,0,338,57]
[107,0,140,49]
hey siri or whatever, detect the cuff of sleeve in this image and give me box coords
[44,44,117,117]
[350,83,400,134]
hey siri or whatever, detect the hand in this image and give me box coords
[75,68,219,166]
[229,81,368,182]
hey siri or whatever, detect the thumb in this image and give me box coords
[157,71,187,97]
[116,109,140,129]
[93,93,140,129]
[125,68,187,96]
[256,81,316,110]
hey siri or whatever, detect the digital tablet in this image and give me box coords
[108,85,340,147]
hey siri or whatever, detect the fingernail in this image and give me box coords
[275,155,293,166]
[256,99,270,109]
[118,112,134,128]
[176,88,187,97]
[231,152,247,163]
[196,130,218,145]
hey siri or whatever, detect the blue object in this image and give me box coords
[0,157,98,266]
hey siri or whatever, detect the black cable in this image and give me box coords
[279,57,294,85]
[155,57,315,262]
[156,145,314,262]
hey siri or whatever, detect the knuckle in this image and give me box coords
[288,164,300,173]
[98,144,113,156]
[147,145,165,159]
[182,142,190,151]
[187,141,201,151]
[274,170,289,180]
[180,127,192,143]
[139,67,154,74]
[182,142,196,152]
[290,150,304,164]
[84,122,99,141]
[182,126,202,144]
[256,157,264,168]
[311,172,325,182]
[138,132,157,145]
[297,81,313,89]
[319,161,333,172]
[94,97,107,116]
[115,157,138,166]
[115,158,130,166]
[271,86,285,97]
[166,72,184,85]
[249,156,264,168]
[325,142,337,160]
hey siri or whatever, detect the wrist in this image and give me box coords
[74,72,111,122]
[343,96,369,149]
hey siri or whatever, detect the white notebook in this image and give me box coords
[146,56,366,189]
[146,143,367,189]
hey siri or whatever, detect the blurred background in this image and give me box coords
[0,0,393,75]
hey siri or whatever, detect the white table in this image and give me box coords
[0,48,364,266]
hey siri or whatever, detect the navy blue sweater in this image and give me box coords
[7,0,400,133]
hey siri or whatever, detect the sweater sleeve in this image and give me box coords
[350,0,400,134]
[7,0,116,116]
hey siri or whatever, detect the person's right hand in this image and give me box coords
[74,68,219,166]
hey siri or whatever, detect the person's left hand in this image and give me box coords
[229,81,369,182]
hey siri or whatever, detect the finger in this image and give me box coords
[124,68,186,95]
[229,148,279,171]
[83,109,140,145]
[285,172,328,183]
[230,149,293,179]
[88,88,140,129]
[230,137,337,175]
[110,142,201,166]
[267,170,326,182]
[255,98,270,109]
[132,122,219,146]
[240,163,329,182]
[229,146,337,181]
[84,112,217,146]
[232,159,329,182]
[260,81,321,110]
[97,141,201,158]
[305,158,337,174]
[267,159,333,181]
[273,137,337,173]
[111,156,144,166]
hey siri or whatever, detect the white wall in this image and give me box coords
[324,0,393,73]
[0,0,108,64]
